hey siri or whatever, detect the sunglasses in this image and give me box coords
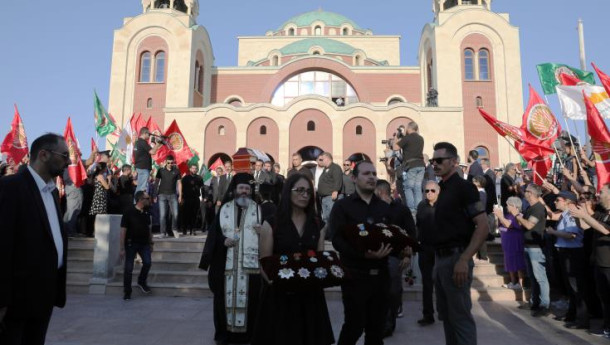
[429,157,453,165]
[343,164,351,166]
[425,189,436,193]
[47,150,70,160]
[291,187,312,196]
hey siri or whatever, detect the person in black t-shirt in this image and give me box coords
[118,164,136,214]
[429,142,489,345]
[133,127,162,194]
[155,155,182,238]
[180,164,203,235]
[120,191,153,300]
[393,122,425,213]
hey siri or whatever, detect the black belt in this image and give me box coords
[435,246,465,258]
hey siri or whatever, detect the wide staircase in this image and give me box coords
[66,236,528,302]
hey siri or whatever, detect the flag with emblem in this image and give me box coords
[63,118,87,187]
[557,84,610,120]
[521,85,561,148]
[536,63,596,95]
[145,116,165,164]
[93,91,117,137]
[157,120,193,174]
[584,91,610,191]
[1,105,29,164]
[592,63,610,95]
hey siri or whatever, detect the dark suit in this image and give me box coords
[467,160,484,182]
[210,175,229,204]
[0,168,67,345]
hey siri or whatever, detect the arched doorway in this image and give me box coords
[207,153,232,169]
[346,152,371,163]
[297,145,324,168]
[386,117,414,140]
[289,109,332,165]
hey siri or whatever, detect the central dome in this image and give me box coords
[277,10,362,31]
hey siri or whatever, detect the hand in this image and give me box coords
[541,180,555,192]
[507,204,519,216]
[179,196,183,205]
[562,167,573,180]
[453,258,470,287]
[216,201,222,206]
[224,238,238,248]
[153,197,157,203]
[569,205,588,219]
[399,256,411,270]
[364,243,393,259]
[493,207,503,218]
[253,224,262,235]
[331,191,338,201]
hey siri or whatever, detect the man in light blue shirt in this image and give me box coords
[547,191,589,329]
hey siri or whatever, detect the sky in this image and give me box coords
[1,0,609,156]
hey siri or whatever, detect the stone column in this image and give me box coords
[89,215,123,294]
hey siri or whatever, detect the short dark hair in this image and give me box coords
[121,164,132,172]
[375,179,391,194]
[353,160,374,177]
[189,164,198,169]
[469,150,479,160]
[256,159,264,164]
[134,191,147,202]
[292,153,302,159]
[139,127,150,136]
[473,175,486,187]
[166,155,175,161]
[433,142,458,158]
[30,133,64,163]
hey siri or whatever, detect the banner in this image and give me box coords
[584,91,610,191]
[592,63,610,96]
[93,91,117,137]
[537,63,596,95]
[1,105,29,164]
[63,118,87,187]
[557,85,610,120]
[157,120,193,174]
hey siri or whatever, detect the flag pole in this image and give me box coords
[553,145,565,168]
[562,117,584,171]
[499,136,547,184]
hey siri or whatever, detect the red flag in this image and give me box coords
[63,118,87,187]
[521,85,561,153]
[1,105,29,164]
[145,116,165,164]
[584,91,610,191]
[130,113,147,136]
[209,157,224,175]
[558,72,583,86]
[157,120,193,174]
[530,156,553,185]
[91,138,98,153]
[592,63,610,96]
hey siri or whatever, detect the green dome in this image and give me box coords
[279,38,356,55]
[278,10,361,31]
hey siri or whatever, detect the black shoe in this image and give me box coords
[417,317,435,326]
[531,307,550,317]
[518,303,537,310]
[564,322,588,330]
[123,292,131,301]
[137,282,152,294]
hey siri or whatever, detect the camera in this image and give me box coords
[379,157,388,162]
[151,134,168,145]
[396,127,405,139]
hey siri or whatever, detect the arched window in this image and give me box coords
[355,125,363,135]
[218,125,225,136]
[342,27,349,35]
[154,51,165,82]
[474,146,489,160]
[355,55,361,66]
[307,121,316,131]
[475,96,483,108]
[464,49,474,80]
[272,55,279,66]
[271,70,358,106]
[478,49,490,80]
[146,98,153,108]
[388,98,404,105]
[314,26,322,36]
[197,64,204,93]
[173,0,187,12]
[288,28,295,36]
[140,52,151,82]
[194,61,200,91]
[312,50,321,55]
[260,125,267,135]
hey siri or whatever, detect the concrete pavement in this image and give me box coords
[46,294,608,345]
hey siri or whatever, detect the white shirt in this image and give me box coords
[28,166,64,268]
[314,166,324,190]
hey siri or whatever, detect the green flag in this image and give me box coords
[199,164,212,182]
[536,63,596,95]
[94,91,117,137]
[187,148,200,168]
[109,141,127,166]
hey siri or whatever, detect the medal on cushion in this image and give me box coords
[297,268,311,279]
[314,267,328,279]
[278,268,295,279]
[279,255,288,265]
[330,265,344,278]
[358,224,369,237]
[382,229,393,238]
[293,253,302,261]
[307,250,318,263]
[322,251,334,261]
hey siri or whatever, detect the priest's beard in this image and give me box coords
[235,195,250,208]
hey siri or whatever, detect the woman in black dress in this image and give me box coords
[252,174,335,345]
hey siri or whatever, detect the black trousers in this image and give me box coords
[180,197,200,233]
[419,247,436,318]
[338,270,389,345]
[595,266,610,330]
[557,247,588,325]
[0,307,53,345]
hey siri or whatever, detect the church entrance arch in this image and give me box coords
[289,109,332,167]
[296,146,324,166]
[345,152,372,163]
[207,153,232,169]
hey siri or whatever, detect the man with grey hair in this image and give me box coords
[393,121,425,213]
[317,152,343,224]
[508,183,550,316]
[500,162,520,208]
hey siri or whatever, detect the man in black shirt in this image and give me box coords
[393,122,425,213]
[180,164,203,235]
[286,152,314,181]
[155,155,182,238]
[118,164,136,215]
[509,183,550,316]
[120,191,153,301]
[429,142,489,345]
[318,152,343,225]
[342,160,356,197]
[330,161,394,345]
[133,127,162,194]
[466,150,484,182]
[500,163,520,207]
[416,180,440,326]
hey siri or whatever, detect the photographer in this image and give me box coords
[392,122,425,213]
[134,127,163,194]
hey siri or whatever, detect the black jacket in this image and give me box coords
[317,163,343,197]
[0,168,68,318]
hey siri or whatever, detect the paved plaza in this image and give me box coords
[46,293,608,345]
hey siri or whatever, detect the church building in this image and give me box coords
[107,0,524,174]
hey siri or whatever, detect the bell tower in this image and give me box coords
[107,0,213,129]
[421,0,522,166]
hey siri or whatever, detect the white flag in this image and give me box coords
[557,85,610,120]
[116,125,133,164]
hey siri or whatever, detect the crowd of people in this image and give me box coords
[2,123,610,345]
